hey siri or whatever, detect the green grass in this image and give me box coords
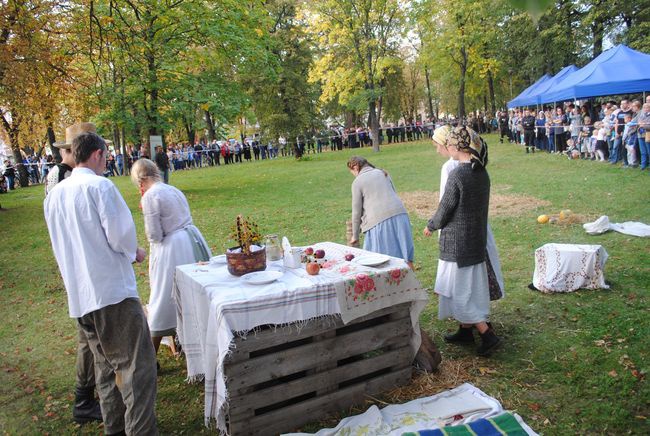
[0,135,648,435]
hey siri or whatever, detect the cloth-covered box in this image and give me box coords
[532,243,609,293]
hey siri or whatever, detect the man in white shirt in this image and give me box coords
[45,123,101,425]
[44,132,158,435]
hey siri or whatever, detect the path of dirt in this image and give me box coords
[401,185,552,219]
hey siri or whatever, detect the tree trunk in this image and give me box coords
[487,69,497,116]
[184,116,195,145]
[11,147,29,187]
[204,110,216,142]
[144,14,160,138]
[377,95,383,128]
[457,46,467,119]
[368,99,380,152]
[345,112,357,129]
[47,124,61,163]
[112,125,120,151]
[424,66,434,119]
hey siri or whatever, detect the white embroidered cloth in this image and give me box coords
[172,241,429,433]
[283,383,537,436]
[532,243,609,293]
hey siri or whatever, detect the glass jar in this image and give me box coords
[264,234,283,261]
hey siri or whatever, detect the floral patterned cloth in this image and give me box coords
[313,242,428,325]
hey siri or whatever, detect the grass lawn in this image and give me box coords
[0,134,648,435]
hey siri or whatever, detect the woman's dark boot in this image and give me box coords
[444,325,475,344]
[477,328,501,357]
[72,386,103,424]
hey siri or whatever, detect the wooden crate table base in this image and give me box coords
[173,242,429,435]
[225,303,413,435]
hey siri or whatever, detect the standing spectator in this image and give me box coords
[568,105,582,145]
[594,121,609,162]
[243,140,252,162]
[622,113,638,168]
[580,117,595,159]
[611,99,632,165]
[220,141,230,164]
[211,140,221,166]
[44,131,158,435]
[194,144,200,167]
[154,146,170,183]
[498,112,509,143]
[637,103,650,170]
[535,111,548,152]
[115,150,124,176]
[233,140,242,163]
[552,107,568,154]
[3,160,16,191]
[106,152,117,176]
[228,139,237,163]
[521,109,536,154]
[39,155,50,182]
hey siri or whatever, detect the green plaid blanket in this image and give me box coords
[402,412,529,436]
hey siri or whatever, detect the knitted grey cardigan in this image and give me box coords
[426,163,490,267]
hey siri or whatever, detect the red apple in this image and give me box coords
[306,262,320,275]
[345,254,355,261]
[304,247,314,255]
[314,249,325,259]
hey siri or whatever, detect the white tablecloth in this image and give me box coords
[172,242,429,433]
[532,243,609,293]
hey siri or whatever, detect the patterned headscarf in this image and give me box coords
[446,126,488,169]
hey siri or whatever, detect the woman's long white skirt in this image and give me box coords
[147,225,211,334]
[435,260,490,324]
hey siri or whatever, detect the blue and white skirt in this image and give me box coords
[363,213,414,262]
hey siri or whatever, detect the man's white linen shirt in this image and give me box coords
[44,167,140,318]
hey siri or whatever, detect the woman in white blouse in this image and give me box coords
[131,159,211,356]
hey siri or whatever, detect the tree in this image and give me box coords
[0,0,73,186]
[85,0,270,147]
[308,0,404,151]
[245,0,319,142]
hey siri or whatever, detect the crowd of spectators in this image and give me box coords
[502,95,650,170]
[3,99,644,193]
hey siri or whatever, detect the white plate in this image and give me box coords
[352,254,390,267]
[240,270,283,285]
[210,255,227,265]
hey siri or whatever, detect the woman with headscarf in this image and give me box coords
[424,126,501,357]
[131,158,211,359]
[348,156,414,268]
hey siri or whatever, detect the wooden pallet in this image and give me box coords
[224,303,414,435]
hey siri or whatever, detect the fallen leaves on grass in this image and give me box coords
[528,402,541,412]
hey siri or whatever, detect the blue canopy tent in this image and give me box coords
[507,74,552,108]
[542,45,650,103]
[528,65,579,106]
